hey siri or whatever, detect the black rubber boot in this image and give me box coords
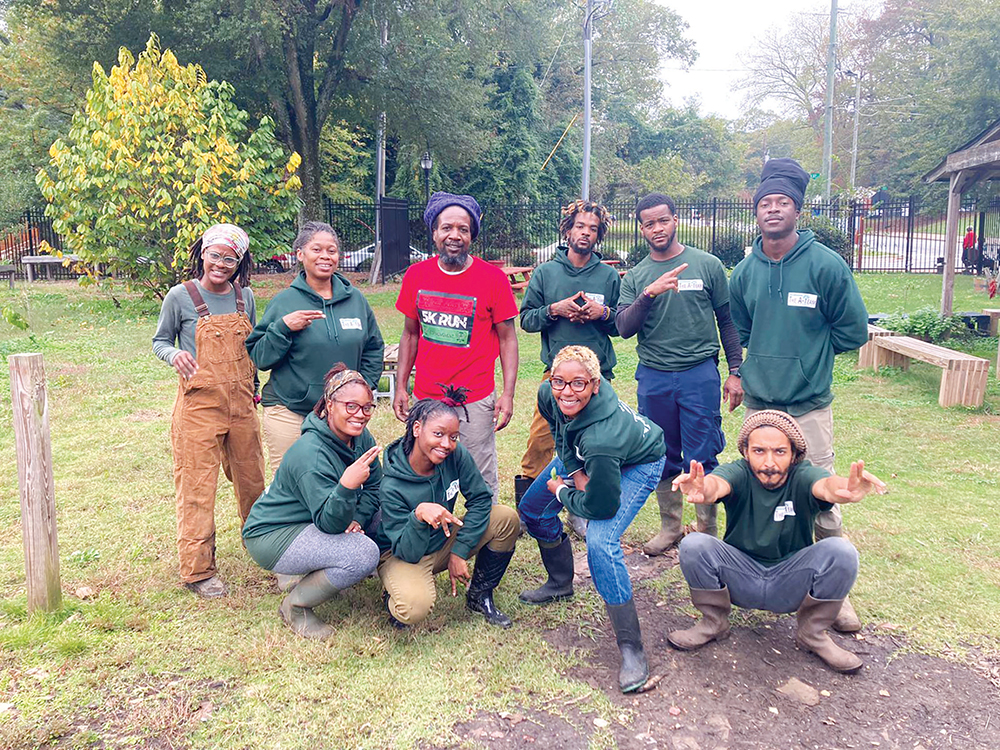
[519,534,574,605]
[606,599,649,693]
[382,590,408,630]
[466,546,515,628]
[513,475,534,508]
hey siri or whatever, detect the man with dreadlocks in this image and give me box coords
[515,199,620,537]
[667,410,885,673]
[152,223,266,598]
[616,193,743,557]
[376,384,519,628]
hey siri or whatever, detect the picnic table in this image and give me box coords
[0,264,15,290]
[22,254,83,282]
[503,265,533,292]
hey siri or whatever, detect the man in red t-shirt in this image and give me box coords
[394,192,519,500]
[962,226,977,271]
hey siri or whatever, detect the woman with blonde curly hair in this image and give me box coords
[518,345,666,693]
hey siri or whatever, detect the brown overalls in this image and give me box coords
[171,280,266,583]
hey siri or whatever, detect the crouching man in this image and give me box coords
[667,410,885,673]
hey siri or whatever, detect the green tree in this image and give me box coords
[35,34,302,298]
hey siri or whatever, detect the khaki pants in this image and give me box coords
[519,374,555,479]
[746,405,841,538]
[378,505,518,625]
[459,394,499,502]
[261,403,305,471]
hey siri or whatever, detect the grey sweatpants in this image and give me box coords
[273,524,380,590]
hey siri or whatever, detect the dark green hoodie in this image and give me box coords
[519,247,620,378]
[729,230,868,416]
[375,439,492,563]
[242,412,381,570]
[538,378,664,520]
[247,271,384,414]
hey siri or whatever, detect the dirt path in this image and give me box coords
[433,549,999,750]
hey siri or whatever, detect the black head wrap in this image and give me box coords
[753,158,810,210]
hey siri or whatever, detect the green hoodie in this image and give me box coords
[538,378,664,520]
[375,439,492,563]
[246,271,384,414]
[519,247,620,378]
[241,412,382,570]
[729,230,868,416]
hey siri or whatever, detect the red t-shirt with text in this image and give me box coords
[396,256,518,403]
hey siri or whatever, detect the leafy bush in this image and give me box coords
[799,215,853,269]
[711,229,748,269]
[880,306,964,343]
[626,241,649,268]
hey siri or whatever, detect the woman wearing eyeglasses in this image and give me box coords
[243,364,383,639]
[246,221,384,471]
[152,224,267,599]
[518,345,666,693]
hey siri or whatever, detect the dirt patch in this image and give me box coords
[440,550,1000,750]
[124,408,163,423]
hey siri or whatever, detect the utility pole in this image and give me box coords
[821,0,838,201]
[370,15,388,284]
[845,70,862,191]
[581,0,613,200]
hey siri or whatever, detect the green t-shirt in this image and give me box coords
[619,246,729,371]
[711,459,832,567]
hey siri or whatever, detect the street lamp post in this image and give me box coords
[420,151,433,253]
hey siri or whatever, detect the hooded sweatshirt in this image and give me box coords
[241,412,381,570]
[375,439,492,563]
[729,230,868,416]
[246,271,384,414]
[538,378,664,520]
[519,247,620,378]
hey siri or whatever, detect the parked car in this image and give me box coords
[340,244,429,272]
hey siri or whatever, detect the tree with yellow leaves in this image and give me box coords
[36,33,302,298]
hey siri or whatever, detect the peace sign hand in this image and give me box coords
[340,445,381,490]
[645,262,690,297]
[673,459,710,504]
[835,460,887,503]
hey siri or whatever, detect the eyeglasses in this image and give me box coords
[204,250,240,268]
[333,400,376,416]
[550,377,596,394]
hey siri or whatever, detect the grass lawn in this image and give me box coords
[0,271,998,748]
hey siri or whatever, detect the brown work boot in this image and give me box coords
[643,481,683,556]
[278,570,338,640]
[667,586,732,650]
[832,594,862,632]
[184,575,228,599]
[795,594,863,673]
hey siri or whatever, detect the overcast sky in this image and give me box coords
[655,0,860,119]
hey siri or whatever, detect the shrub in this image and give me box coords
[710,229,748,269]
[799,215,853,269]
[880,306,964,343]
[626,241,649,268]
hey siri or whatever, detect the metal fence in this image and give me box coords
[5,197,999,282]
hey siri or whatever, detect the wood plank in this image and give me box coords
[9,353,61,612]
[944,141,1000,174]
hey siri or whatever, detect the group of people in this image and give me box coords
[153,157,885,695]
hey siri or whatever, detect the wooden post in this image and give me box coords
[9,353,61,612]
[941,171,964,317]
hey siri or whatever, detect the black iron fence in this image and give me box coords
[5,197,999,282]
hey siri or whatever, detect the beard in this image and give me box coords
[755,467,789,489]
[437,246,469,270]
[568,238,593,256]
[647,228,676,252]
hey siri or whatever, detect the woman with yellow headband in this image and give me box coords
[152,223,266,599]
[243,364,382,639]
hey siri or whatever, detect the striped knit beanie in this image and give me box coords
[737,410,808,462]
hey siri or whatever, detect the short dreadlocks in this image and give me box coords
[559,199,613,245]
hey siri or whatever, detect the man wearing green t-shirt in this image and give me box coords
[616,193,744,556]
[667,410,885,673]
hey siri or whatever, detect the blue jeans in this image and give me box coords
[678,533,859,613]
[519,455,665,605]
[636,360,725,481]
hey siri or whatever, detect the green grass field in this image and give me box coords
[0,271,998,748]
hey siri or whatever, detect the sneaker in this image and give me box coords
[184,576,229,599]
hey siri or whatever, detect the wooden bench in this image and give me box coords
[21,254,83,282]
[0,264,15,290]
[375,343,400,401]
[868,334,989,407]
[856,324,899,369]
[983,308,1000,336]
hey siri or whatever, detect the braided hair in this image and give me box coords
[559,199,613,244]
[187,236,253,289]
[401,383,470,456]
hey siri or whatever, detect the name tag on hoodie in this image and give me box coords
[773,500,796,522]
[787,292,818,309]
[583,292,606,305]
[445,479,460,502]
[678,279,704,292]
[339,317,362,330]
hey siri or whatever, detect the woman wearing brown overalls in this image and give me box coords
[152,224,266,598]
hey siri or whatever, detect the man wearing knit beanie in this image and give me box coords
[729,158,869,631]
[394,192,519,502]
[666,410,886,674]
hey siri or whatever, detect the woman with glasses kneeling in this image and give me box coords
[519,345,666,693]
[376,385,519,629]
[243,365,382,639]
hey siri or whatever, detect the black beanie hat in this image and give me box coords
[423,192,482,241]
[753,158,810,210]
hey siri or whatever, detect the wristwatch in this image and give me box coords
[729,368,741,378]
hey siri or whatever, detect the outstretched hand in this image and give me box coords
[672,459,711,504]
[834,460,887,503]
